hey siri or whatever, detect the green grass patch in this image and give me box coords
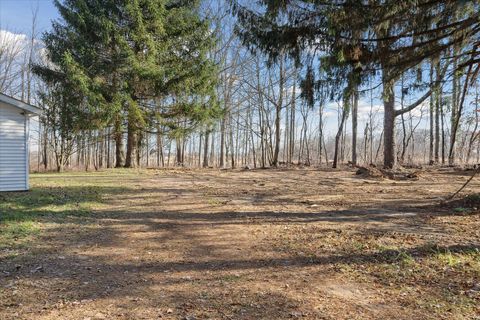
[0,221,39,248]
[0,169,134,249]
[0,186,100,248]
[219,274,243,282]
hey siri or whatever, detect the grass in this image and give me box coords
[368,244,480,316]
[0,221,39,249]
[220,274,243,282]
[0,169,136,249]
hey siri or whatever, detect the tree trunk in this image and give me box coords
[176,137,183,166]
[449,52,459,165]
[318,103,324,165]
[106,127,111,168]
[351,89,358,165]
[333,106,348,168]
[203,128,210,168]
[272,56,285,167]
[273,104,281,167]
[449,63,472,165]
[114,119,125,168]
[125,123,138,168]
[219,114,226,168]
[42,123,48,170]
[290,85,296,163]
[383,78,396,169]
[434,85,440,163]
[429,63,435,164]
[137,132,143,167]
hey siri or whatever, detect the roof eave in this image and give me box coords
[0,93,42,115]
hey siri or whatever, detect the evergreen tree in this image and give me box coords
[231,0,480,168]
[35,0,218,168]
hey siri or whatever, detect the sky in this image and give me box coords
[0,0,58,35]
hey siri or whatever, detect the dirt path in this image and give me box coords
[1,168,479,319]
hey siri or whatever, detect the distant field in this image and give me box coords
[0,168,479,319]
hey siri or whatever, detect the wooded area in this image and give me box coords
[1,0,479,172]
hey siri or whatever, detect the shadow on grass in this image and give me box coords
[0,185,131,223]
[0,185,132,248]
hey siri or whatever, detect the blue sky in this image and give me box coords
[0,0,58,35]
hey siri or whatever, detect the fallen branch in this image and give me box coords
[447,165,480,200]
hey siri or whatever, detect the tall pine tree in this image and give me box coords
[231,0,480,168]
[35,0,218,168]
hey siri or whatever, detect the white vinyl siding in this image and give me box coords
[0,102,28,191]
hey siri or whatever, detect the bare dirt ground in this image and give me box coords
[1,168,479,319]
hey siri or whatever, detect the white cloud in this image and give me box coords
[0,29,44,57]
[0,29,28,43]
[0,29,28,57]
[0,29,47,96]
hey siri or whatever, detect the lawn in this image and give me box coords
[0,168,479,319]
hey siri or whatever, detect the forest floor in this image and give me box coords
[0,167,479,320]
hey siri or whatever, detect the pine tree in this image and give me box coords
[231,0,480,168]
[35,0,219,168]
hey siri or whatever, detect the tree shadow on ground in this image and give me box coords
[1,173,479,319]
[0,185,133,224]
[2,220,478,318]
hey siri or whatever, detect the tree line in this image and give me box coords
[1,0,479,171]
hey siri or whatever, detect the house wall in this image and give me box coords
[0,101,28,191]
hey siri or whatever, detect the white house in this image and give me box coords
[0,93,41,191]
